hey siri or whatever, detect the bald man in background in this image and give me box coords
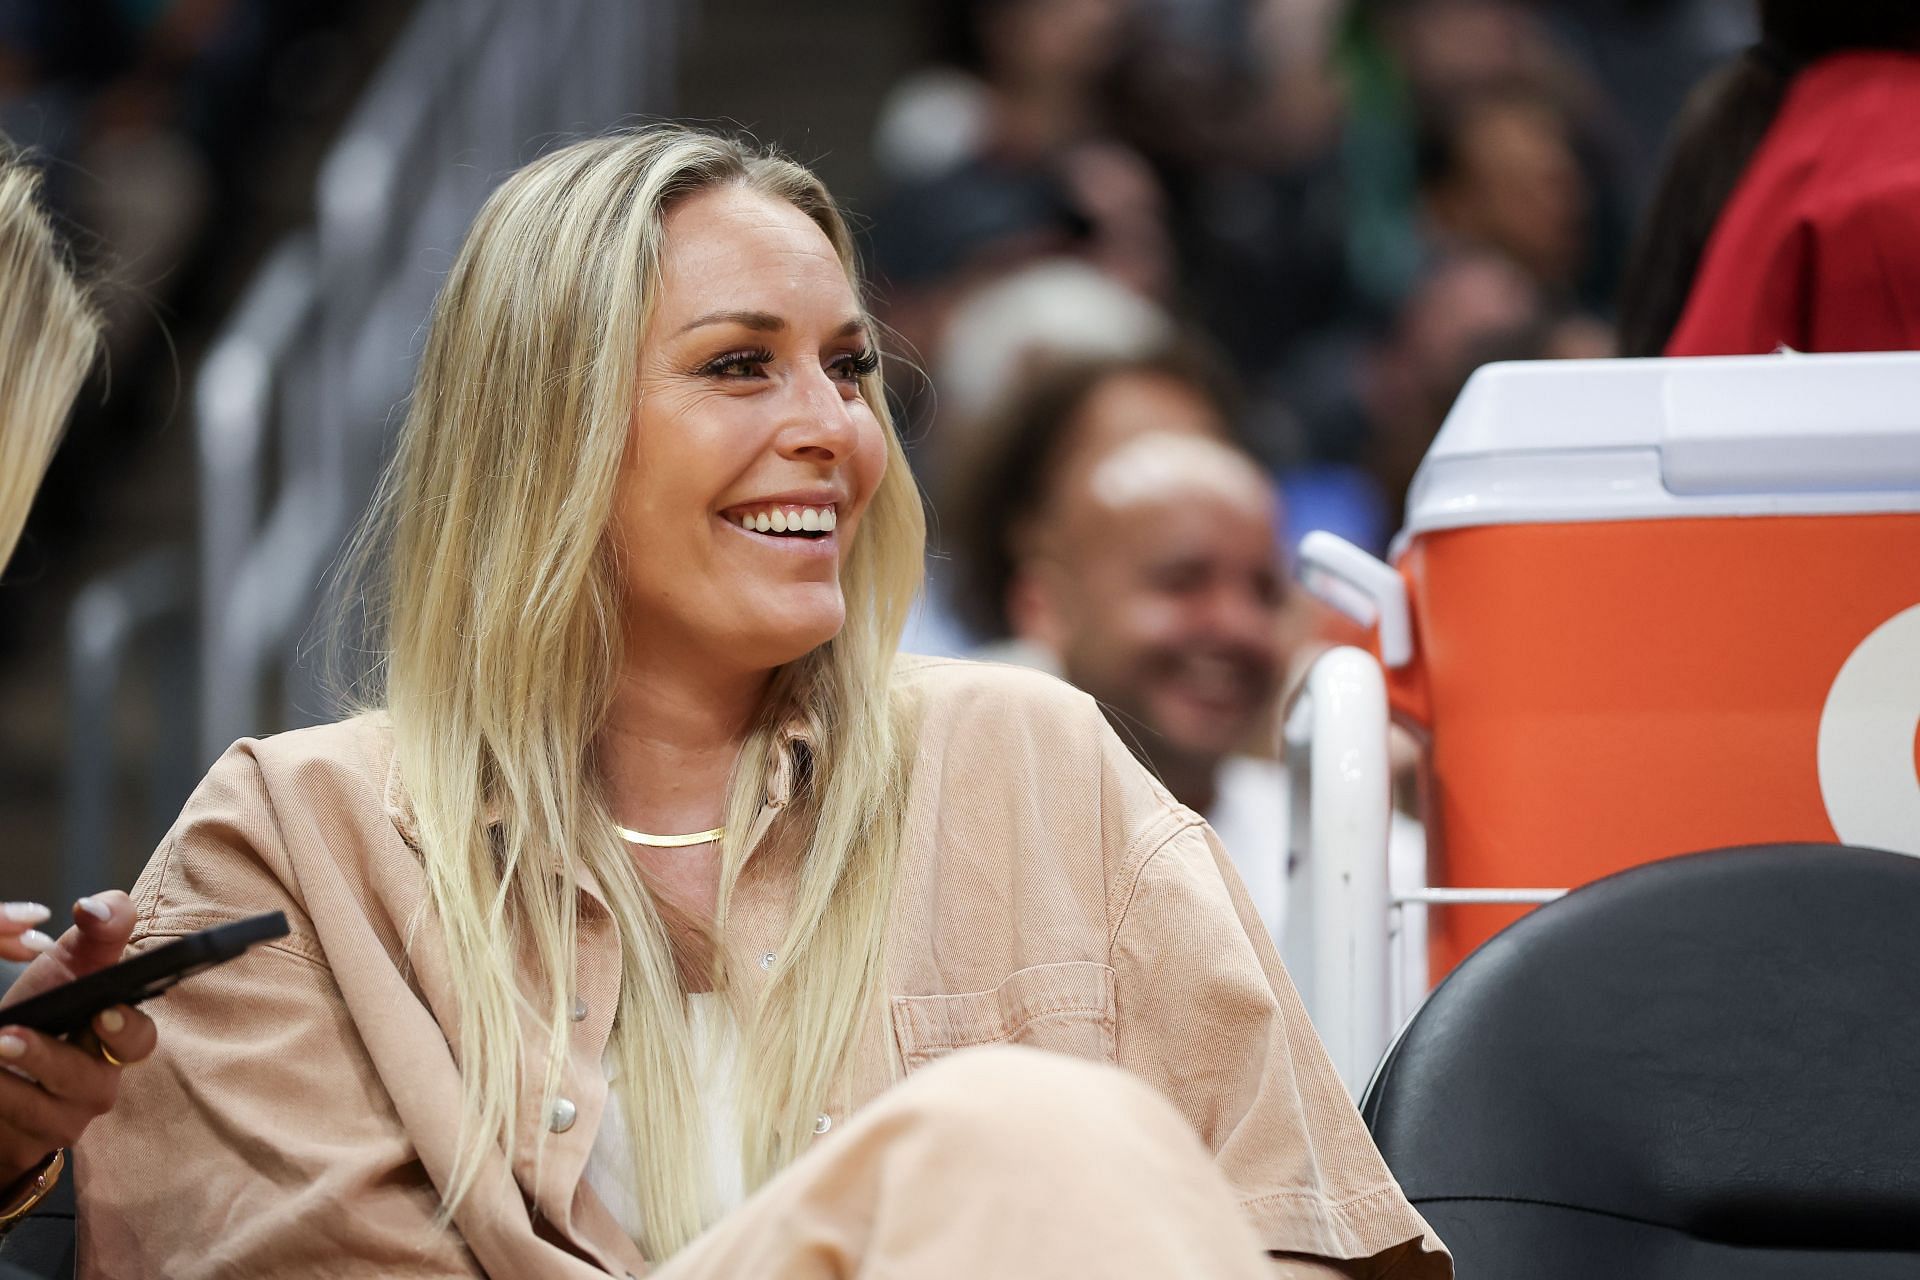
[1004,431,1427,993]
[1006,432,1296,936]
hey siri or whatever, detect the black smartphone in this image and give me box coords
[0,911,290,1038]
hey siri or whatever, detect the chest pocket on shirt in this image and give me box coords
[891,960,1116,1071]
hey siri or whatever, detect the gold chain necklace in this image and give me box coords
[614,824,726,848]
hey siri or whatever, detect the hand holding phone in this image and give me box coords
[0,891,171,1196]
[3,910,288,1039]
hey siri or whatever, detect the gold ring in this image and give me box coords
[98,1044,126,1068]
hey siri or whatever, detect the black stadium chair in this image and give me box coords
[1361,844,1920,1278]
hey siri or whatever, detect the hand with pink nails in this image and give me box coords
[0,890,159,1200]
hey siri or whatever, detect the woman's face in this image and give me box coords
[614,184,888,676]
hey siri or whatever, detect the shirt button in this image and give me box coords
[813,1113,832,1135]
[549,1098,578,1134]
[759,951,776,971]
[571,997,588,1022]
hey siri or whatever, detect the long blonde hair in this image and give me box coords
[352,127,925,1257]
[0,152,101,566]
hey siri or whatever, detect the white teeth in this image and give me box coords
[731,505,837,535]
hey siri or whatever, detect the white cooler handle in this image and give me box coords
[1296,532,1414,668]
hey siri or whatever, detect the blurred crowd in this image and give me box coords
[867,0,1750,565]
[859,0,1753,924]
[0,0,382,642]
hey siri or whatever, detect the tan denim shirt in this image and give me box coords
[75,657,1447,1278]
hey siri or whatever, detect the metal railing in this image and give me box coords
[1283,645,1568,1096]
[68,0,681,874]
[64,548,194,907]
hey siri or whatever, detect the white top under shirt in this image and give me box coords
[583,993,747,1242]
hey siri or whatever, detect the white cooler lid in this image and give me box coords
[1398,351,1920,550]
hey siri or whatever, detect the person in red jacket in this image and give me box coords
[1617,0,1920,356]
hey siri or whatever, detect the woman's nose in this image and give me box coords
[776,366,861,461]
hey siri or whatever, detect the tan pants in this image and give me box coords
[655,1046,1345,1279]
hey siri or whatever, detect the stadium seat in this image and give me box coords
[1361,844,1920,1278]
[0,1178,72,1280]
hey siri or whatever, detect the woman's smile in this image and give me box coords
[717,507,841,560]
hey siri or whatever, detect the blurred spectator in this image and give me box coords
[1005,430,1295,926]
[868,0,1158,300]
[993,426,1427,968]
[933,258,1172,437]
[1541,0,1756,199]
[870,138,1176,313]
[946,343,1241,645]
[873,0,1131,183]
[1416,83,1591,297]
[1107,0,1356,430]
[869,150,1177,419]
[868,0,1181,464]
[1319,0,1623,312]
[1351,246,1611,521]
[1360,249,1540,514]
[1618,0,1920,356]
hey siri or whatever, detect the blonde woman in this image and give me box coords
[0,152,159,1242]
[76,127,1448,1279]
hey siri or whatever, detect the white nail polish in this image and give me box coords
[2,902,49,925]
[0,1035,24,1059]
[98,1008,126,1034]
[76,895,112,922]
[19,930,54,953]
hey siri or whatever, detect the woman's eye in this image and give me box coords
[701,349,774,379]
[829,347,881,382]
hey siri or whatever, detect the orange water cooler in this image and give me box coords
[1298,352,1920,1004]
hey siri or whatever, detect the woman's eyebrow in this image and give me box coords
[674,310,868,338]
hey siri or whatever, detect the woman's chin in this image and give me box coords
[730,597,847,670]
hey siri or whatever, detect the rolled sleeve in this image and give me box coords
[1109,817,1450,1279]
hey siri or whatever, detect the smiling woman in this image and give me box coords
[73,126,1448,1280]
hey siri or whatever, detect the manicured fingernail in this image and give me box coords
[76,895,112,922]
[0,1034,24,1059]
[98,1008,126,1034]
[2,902,49,925]
[18,930,55,953]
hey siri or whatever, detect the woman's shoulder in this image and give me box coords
[892,653,1139,776]
[156,710,405,882]
[194,712,397,816]
[133,710,418,959]
[892,653,1103,731]
[891,653,1193,865]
